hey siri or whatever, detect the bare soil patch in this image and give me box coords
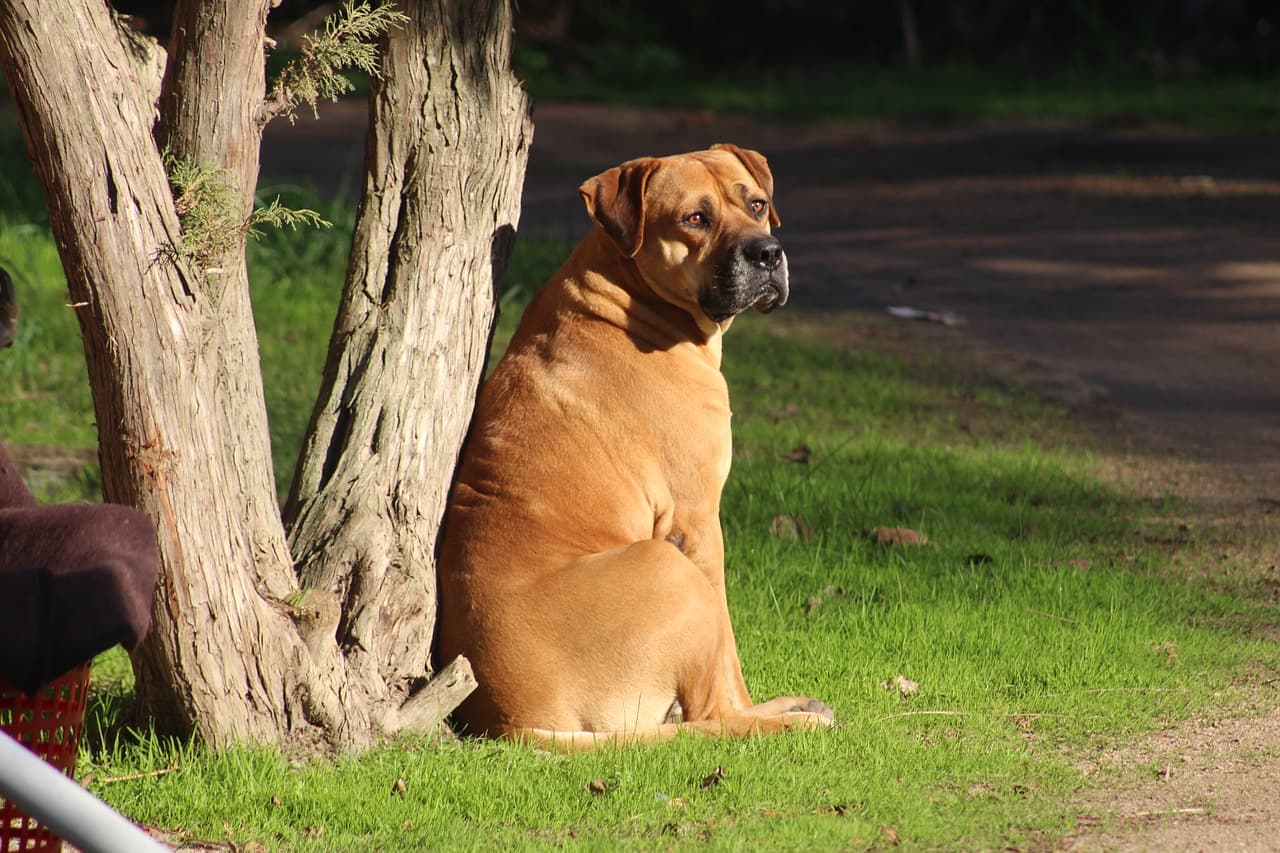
[265,100,1280,850]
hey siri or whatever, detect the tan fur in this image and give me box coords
[437,146,833,748]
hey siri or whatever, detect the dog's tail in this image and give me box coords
[505,710,831,753]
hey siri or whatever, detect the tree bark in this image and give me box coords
[285,0,531,738]
[1,0,316,747]
[0,0,529,750]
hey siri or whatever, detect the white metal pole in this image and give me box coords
[0,731,170,853]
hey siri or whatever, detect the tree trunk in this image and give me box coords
[0,0,530,750]
[1,0,316,747]
[285,0,531,736]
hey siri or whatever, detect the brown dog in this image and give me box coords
[437,145,834,748]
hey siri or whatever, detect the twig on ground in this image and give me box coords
[97,763,180,785]
[1129,806,1210,818]
[876,710,1080,722]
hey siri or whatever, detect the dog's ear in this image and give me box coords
[579,158,660,257]
[711,143,781,227]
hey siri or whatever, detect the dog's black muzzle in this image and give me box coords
[700,234,790,322]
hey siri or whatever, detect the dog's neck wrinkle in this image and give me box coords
[568,230,723,367]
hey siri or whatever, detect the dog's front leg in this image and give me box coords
[662,509,754,714]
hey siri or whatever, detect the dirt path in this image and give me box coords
[263,101,1280,850]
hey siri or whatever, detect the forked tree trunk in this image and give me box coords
[0,0,314,747]
[285,0,531,734]
[0,0,529,749]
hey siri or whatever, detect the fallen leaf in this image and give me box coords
[700,766,726,789]
[770,404,801,422]
[270,796,282,807]
[780,444,813,464]
[880,675,919,697]
[881,825,901,845]
[391,777,407,797]
[873,525,928,546]
[1068,558,1091,572]
[804,584,846,614]
[1153,641,1179,665]
[770,513,817,542]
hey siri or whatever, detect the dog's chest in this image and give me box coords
[646,367,732,506]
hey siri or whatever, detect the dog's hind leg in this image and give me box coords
[488,537,834,747]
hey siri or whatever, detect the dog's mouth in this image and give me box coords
[702,248,790,323]
[703,276,788,323]
[752,279,787,315]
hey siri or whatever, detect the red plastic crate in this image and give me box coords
[0,663,91,852]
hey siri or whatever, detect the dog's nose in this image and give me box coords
[746,236,783,271]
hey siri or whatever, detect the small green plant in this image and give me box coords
[159,151,243,271]
[158,151,331,277]
[247,197,331,239]
[266,1,409,122]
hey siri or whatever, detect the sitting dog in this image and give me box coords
[437,145,833,748]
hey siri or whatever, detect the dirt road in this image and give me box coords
[263,101,1280,849]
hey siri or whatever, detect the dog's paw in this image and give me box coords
[779,710,835,731]
[788,698,836,724]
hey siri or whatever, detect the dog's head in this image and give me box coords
[579,144,788,325]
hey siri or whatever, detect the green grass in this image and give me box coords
[3,127,1276,848]
[72,305,1276,849]
[524,63,1280,135]
[0,126,97,459]
[70,307,1277,849]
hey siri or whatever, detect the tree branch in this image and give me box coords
[388,656,477,734]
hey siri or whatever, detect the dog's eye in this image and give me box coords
[749,199,768,218]
[683,211,709,228]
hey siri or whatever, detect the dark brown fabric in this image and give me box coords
[0,441,36,510]
[0,445,158,693]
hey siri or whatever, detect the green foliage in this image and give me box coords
[269,1,408,122]
[159,151,245,272]
[248,198,331,239]
[158,152,331,283]
[0,216,96,469]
